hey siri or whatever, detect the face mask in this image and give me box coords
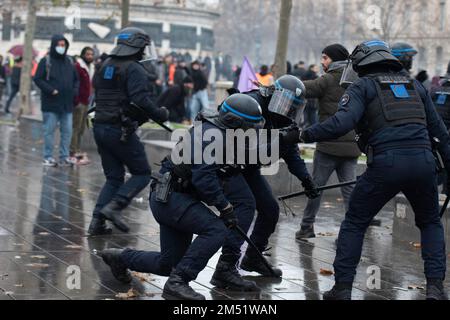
[55,46,66,55]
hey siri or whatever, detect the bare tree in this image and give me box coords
[19,0,38,117]
[121,0,130,28]
[273,0,292,78]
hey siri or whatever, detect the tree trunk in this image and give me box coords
[121,0,130,28]
[273,0,293,79]
[19,0,38,117]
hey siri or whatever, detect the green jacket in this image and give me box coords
[303,63,361,158]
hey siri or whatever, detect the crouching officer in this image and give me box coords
[88,27,169,235]
[214,75,319,281]
[293,40,449,300]
[99,94,265,300]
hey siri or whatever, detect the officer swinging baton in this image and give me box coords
[153,119,279,277]
[278,180,358,201]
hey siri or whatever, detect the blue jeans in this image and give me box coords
[189,89,209,121]
[301,150,358,227]
[92,123,151,218]
[42,111,73,160]
[121,191,228,281]
[334,149,446,283]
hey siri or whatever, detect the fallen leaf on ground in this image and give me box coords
[25,263,49,268]
[410,242,421,249]
[65,245,82,249]
[130,271,151,282]
[318,232,335,237]
[319,268,334,276]
[115,288,139,299]
[16,171,29,176]
[31,255,47,259]
[0,274,8,279]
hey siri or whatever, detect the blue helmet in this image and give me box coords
[391,43,417,71]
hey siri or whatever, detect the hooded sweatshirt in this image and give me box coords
[34,34,79,113]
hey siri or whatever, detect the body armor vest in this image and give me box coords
[356,74,427,152]
[94,58,135,124]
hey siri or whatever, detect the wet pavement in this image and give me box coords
[0,121,449,300]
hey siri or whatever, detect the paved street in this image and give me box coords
[0,121,449,300]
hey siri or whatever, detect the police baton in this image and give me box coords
[234,225,280,278]
[278,180,358,201]
[440,196,449,219]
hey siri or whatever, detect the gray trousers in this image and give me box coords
[301,150,358,227]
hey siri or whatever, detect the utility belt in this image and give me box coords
[365,142,443,172]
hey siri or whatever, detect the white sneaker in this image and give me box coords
[59,157,76,167]
[43,158,57,167]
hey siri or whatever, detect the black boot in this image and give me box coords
[162,270,205,300]
[88,217,112,236]
[323,282,352,300]
[295,225,315,240]
[100,200,130,233]
[240,249,282,278]
[99,249,132,284]
[426,279,448,300]
[211,258,259,291]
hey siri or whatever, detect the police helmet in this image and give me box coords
[110,27,151,57]
[267,75,307,126]
[350,40,403,74]
[217,94,265,130]
[391,42,417,71]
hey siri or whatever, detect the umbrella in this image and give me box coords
[8,44,39,58]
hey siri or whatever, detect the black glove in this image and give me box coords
[280,126,304,145]
[158,106,170,122]
[220,204,238,229]
[302,175,320,199]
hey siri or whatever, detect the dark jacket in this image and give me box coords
[157,85,186,123]
[191,69,208,93]
[34,34,79,113]
[10,66,21,87]
[303,62,361,158]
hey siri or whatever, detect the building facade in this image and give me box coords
[0,0,220,59]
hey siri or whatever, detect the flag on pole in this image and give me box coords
[238,56,258,93]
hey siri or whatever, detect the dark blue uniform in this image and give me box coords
[219,90,311,261]
[303,76,449,283]
[120,121,253,280]
[92,60,165,219]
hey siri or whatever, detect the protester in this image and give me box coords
[0,55,6,109]
[256,65,274,86]
[70,47,95,165]
[189,60,209,121]
[34,34,79,167]
[157,75,193,123]
[4,56,22,114]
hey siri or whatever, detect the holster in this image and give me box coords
[151,172,173,203]
[431,138,445,173]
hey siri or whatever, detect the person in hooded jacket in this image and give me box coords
[34,34,79,167]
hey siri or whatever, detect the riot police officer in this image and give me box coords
[294,40,449,300]
[99,94,265,300]
[88,27,169,235]
[391,42,418,73]
[210,75,319,285]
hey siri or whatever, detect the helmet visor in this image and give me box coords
[268,87,306,125]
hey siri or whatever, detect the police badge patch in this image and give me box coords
[340,94,350,106]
